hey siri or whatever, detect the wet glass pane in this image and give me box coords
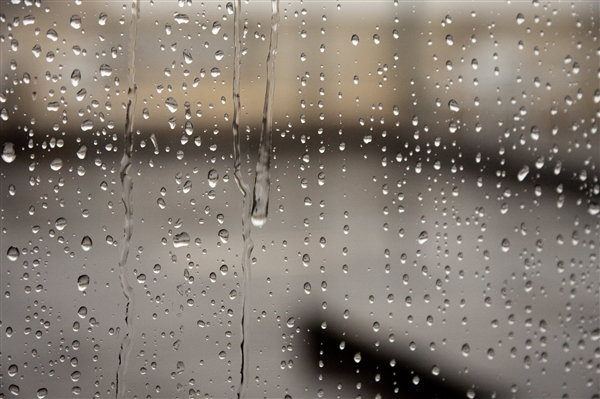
[1,1,598,398]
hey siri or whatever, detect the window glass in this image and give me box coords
[1,1,598,398]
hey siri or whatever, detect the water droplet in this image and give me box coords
[210,67,221,77]
[98,12,108,25]
[431,365,440,375]
[501,239,510,252]
[461,343,470,356]
[215,50,224,61]
[165,97,178,113]
[351,34,359,45]
[76,88,87,101]
[304,282,312,294]
[9,385,20,395]
[173,232,190,248]
[2,142,16,163]
[516,13,525,24]
[218,229,229,243]
[77,145,87,160]
[81,119,94,131]
[183,49,193,64]
[55,217,67,231]
[70,14,81,29]
[174,13,189,24]
[50,158,63,171]
[286,317,295,328]
[353,352,362,363]
[518,165,529,181]
[81,236,92,251]
[99,64,112,77]
[208,169,219,187]
[8,364,18,377]
[448,99,460,112]
[418,231,429,244]
[77,306,88,318]
[46,29,58,41]
[137,274,146,283]
[77,275,89,291]
[373,34,380,44]
[212,21,221,34]
[7,246,19,261]
[445,34,454,45]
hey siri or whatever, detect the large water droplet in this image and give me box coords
[351,34,359,45]
[99,64,112,77]
[77,145,87,159]
[208,169,219,187]
[50,158,63,171]
[77,275,89,291]
[448,99,460,112]
[218,229,229,243]
[2,142,16,163]
[55,217,68,231]
[165,97,178,113]
[173,232,190,248]
[81,236,92,251]
[518,165,529,181]
[70,14,81,29]
[501,238,510,252]
[7,246,19,261]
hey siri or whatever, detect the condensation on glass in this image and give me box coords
[1,1,598,398]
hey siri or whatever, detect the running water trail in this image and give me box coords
[233,0,279,397]
[116,1,140,397]
[251,0,280,228]
[232,0,254,397]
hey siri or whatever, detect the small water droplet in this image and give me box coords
[353,352,362,363]
[461,343,470,356]
[99,64,112,77]
[78,306,88,318]
[445,34,454,45]
[286,317,295,328]
[418,231,429,244]
[351,34,359,45]
[501,239,510,252]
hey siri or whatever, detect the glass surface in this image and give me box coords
[1,1,599,398]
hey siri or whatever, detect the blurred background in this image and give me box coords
[1,0,599,398]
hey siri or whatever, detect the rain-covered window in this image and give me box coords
[1,0,599,398]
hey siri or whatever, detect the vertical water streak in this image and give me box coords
[116,1,140,397]
[251,0,280,228]
[232,0,254,397]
